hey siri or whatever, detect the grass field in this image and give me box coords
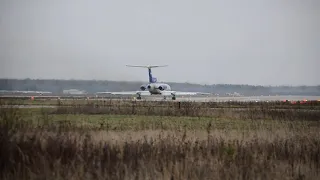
[1,100,320,179]
[1,98,320,109]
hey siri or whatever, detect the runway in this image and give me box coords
[1,95,320,102]
[138,95,320,102]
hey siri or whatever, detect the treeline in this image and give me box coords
[0,78,319,96]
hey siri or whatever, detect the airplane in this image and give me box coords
[96,65,211,100]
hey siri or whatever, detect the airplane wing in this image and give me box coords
[96,90,210,97]
[161,91,211,96]
[96,91,151,96]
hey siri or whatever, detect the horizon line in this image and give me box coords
[0,77,319,87]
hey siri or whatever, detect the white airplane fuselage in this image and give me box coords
[140,82,171,95]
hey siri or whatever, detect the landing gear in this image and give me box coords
[163,96,167,100]
[137,94,142,100]
[171,93,176,100]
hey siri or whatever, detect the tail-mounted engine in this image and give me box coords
[158,85,168,91]
[140,85,147,91]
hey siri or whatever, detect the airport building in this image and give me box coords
[62,89,87,95]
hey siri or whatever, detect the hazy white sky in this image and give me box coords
[1,0,319,86]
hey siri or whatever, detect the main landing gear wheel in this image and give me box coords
[137,96,142,100]
[172,96,176,100]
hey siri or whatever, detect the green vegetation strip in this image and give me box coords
[3,108,318,132]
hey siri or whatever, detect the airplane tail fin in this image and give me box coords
[126,65,168,83]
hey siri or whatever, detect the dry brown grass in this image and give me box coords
[0,103,320,179]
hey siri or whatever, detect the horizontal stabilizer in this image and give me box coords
[126,65,168,69]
